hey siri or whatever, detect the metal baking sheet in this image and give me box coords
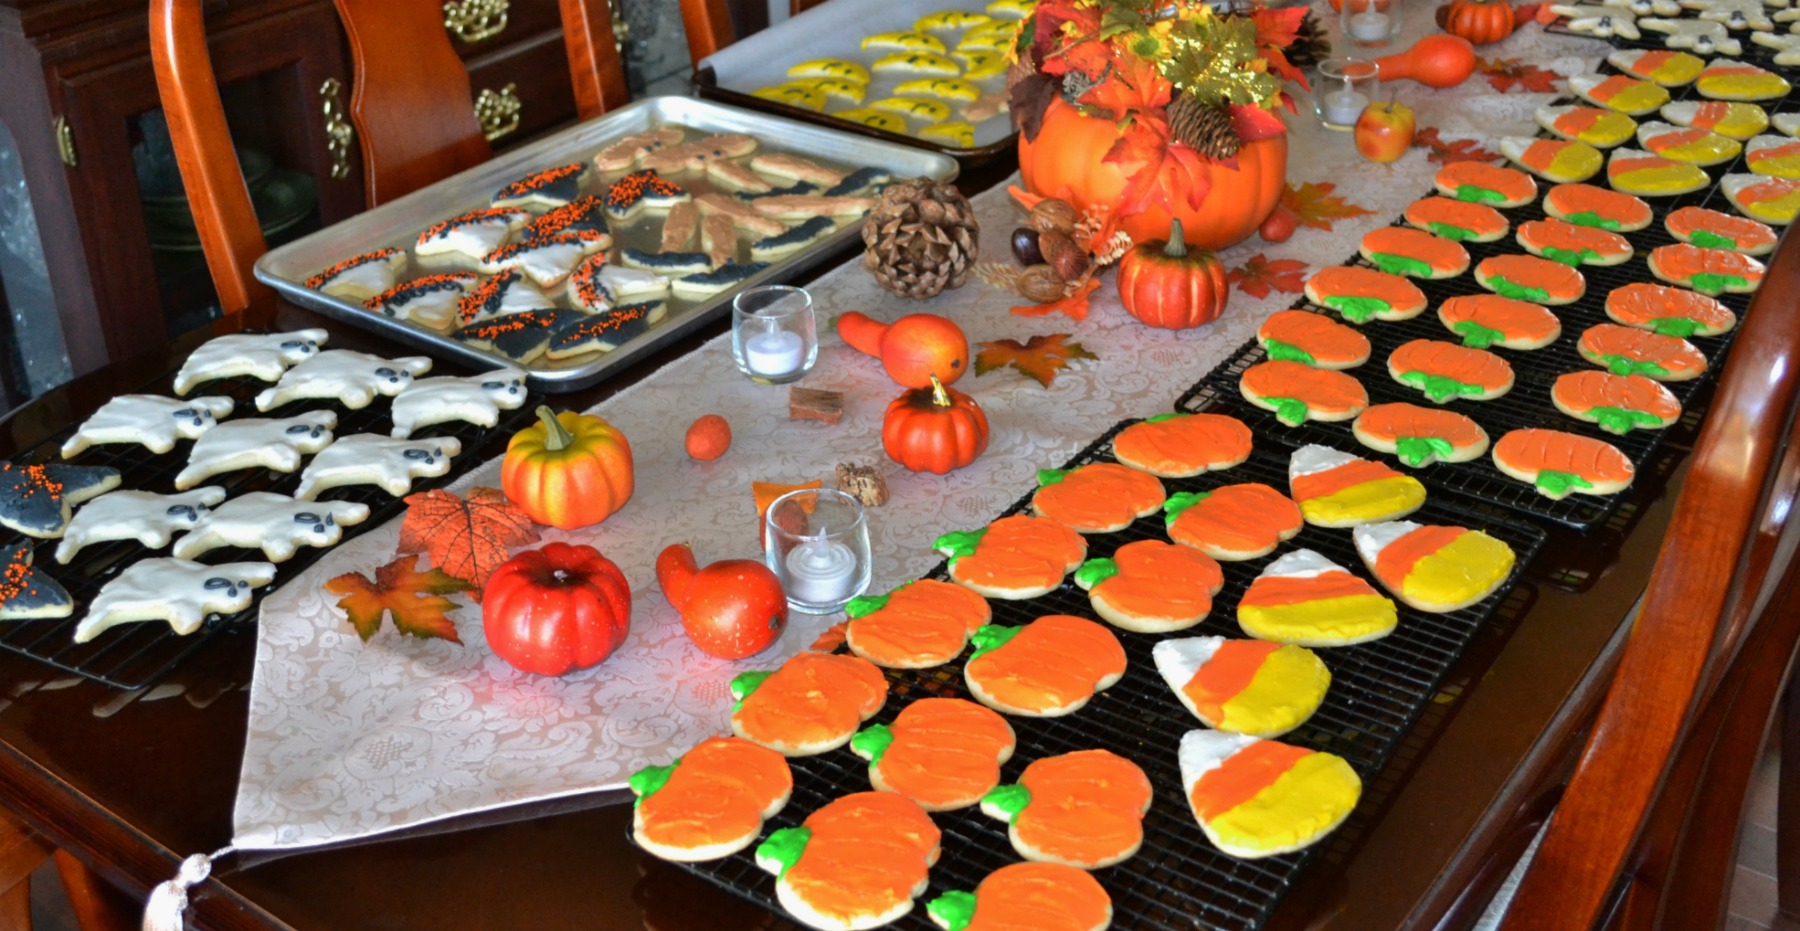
[255,96,958,392]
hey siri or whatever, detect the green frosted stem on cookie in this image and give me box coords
[1037,468,1069,487]
[1542,246,1600,268]
[1075,557,1119,589]
[1395,435,1456,467]
[1687,272,1746,295]
[927,890,978,931]
[844,592,891,619]
[1688,229,1736,250]
[1456,184,1506,205]
[1534,469,1595,499]
[1163,490,1210,526]
[629,761,677,806]
[730,670,773,709]
[1428,221,1476,241]
[1595,354,1670,379]
[1323,295,1390,324]
[1648,317,1702,338]
[1370,252,1433,278]
[981,783,1031,822]
[1590,405,1665,434]
[934,528,987,563]
[1265,396,1310,426]
[1488,277,1549,303]
[1400,370,1485,403]
[757,826,812,878]
[851,723,894,763]
[1564,211,1621,231]
[1145,412,1186,423]
[1452,320,1507,349]
[969,623,1021,659]
[1262,337,1316,366]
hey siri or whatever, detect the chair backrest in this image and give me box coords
[150,0,629,316]
[675,0,823,67]
[1497,232,1800,931]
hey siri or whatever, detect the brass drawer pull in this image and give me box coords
[444,0,509,44]
[320,78,354,180]
[474,83,522,142]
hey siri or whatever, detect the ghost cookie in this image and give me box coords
[172,328,327,395]
[61,395,234,457]
[390,367,527,437]
[0,543,73,620]
[292,434,460,500]
[1637,18,1741,55]
[253,350,432,411]
[0,461,121,538]
[71,557,276,643]
[173,410,337,490]
[1751,32,1800,66]
[364,273,481,332]
[639,134,761,176]
[172,492,369,561]
[54,487,227,564]
[1681,0,1776,31]
[492,162,590,208]
[304,247,407,301]
[414,206,529,258]
[1553,5,1642,40]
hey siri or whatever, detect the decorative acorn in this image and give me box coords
[863,178,981,300]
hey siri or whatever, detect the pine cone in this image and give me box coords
[862,178,980,300]
[1287,10,1331,71]
[1167,94,1241,161]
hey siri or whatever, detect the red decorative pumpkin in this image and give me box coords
[1017,96,1287,250]
[483,542,632,676]
[882,376,990,474]
[1116,219,1230,329]
[1441,0,1516,45]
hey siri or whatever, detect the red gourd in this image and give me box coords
[656,543,787,659]
[483,542,632,676]
[1116,219,1230,330]
[882,376,990,474]
[1376,34,1478,88]
[1441,0,1517,44]
[836,312,971,388]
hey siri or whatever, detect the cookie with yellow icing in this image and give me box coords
[1606,49,1705,86]
[1723,172,1800,224]
[1180,730,1362,860]
[895,78,982,101]
[987,0,1035,16]
[916,10,992,30]
[1570,73,1670,115]
[786,77,867,104]
[1695,60,1791,101]
[954,50,1010,79]
[1499,136,1604,182]
[1660,100,1769,139]
[873,52,962,75]
[1633,120,1742,165]
[1236,549,1399,646]
[786,58,870,84]
[1154,637,1330,737]
[1288,444,1426,528]
[1606,147,1710,196]
[833,108,908,133]
[1353,520,1515,613]
[921,121,977,148]
[1746,135,1800,178]
[862,31,946,53]
[1534,104,1640,148]
[753,84,827,111]
[870,97,952,122]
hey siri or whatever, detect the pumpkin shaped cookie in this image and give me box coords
[851,697,1015,811]
[1303,266,1428,323]
[731,652,889,755]
[1352,403,1491,467]
[1544,183,1653,231]
[963,615,1127,717]
[1577,322,1708,381]
[1359,227,1470,279]
[1388,339,1515,403]
[1475,254,1588,305]
[1258,310,1372,369]
[1239,360,1369,426]
[1031,463,1167,534]
[1605,281,1736,337]
[1493,428,1636,498]
[1110,412,1252,477]
[756,792,941,930]
[1551,371,1682,434]
[1074,539,1225,633]
[981,749,1153,868]
[925,862,1113,931]
[1437,295,1562,350]
[1163,483,1303,561]
[845,579,991,669]
[935,515,1087,599]
[630,736,792,862]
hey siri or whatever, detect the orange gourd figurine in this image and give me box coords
[1116,219,1230,330]
[883,376,990,474]
[1441,0,1516,44]
[837,312,971,388]
[502,405,633,529]
[1376,34,1478,88]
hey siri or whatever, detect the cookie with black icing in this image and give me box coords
[0,542,73,620]
[493,162,590,208]
[454,309,585,363]
[0,461,122,539]
[524,195,613,249]
[415,207,529,258]
[478,233,597,288]
[672,261,771,298]
[458,269,555,325]
[620,248,714,276]
[567,255,671,312]
[735,180,821,202]
[364,273,480,332]
[304,247,408,302]
[546,302,668,359]
[824,167,894,197]
[751,217,836,261]
[605,169,691,221]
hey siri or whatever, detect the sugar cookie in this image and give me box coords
[1516,217,1634,266]
[639,133,761,176]
[478,233,595,288]
[1359,226,1470,279]
[453,309,585,363]
[1475,254,1588,304]
[253,349,431,412]
[1605,280,1736,337]
[1551,370,1682,434]
[172,491,369,561]
[1634,120,1742,165]
[567,257,669,314]
[1354,519,1515,612]
[872,52,961,75]
[172,328,328,396]
[831,108,909,133]
[629,736,790,863]
[1664,205,1777,254]
[604,169,691,221]
[1723,172,1800,224]
[0,461,120,538]
[694,192,788,237]
[1180,729,1361,859]
[61,395,233,458]
[1579,322,1707,380]
[843,578,990,669]
[1031,462,1165,533]
[1554,4,1642,39]
[1239,360,1368,425]
[0,542,72,620]
[1352,403,1491,467]
[492,162,589,208]
[71,557,276,642]
[1606,48,1705,86]
[750,154,847,187]
[755,792,939,931]
[1258,309,1371,368]
[1606,147,1711,195]
[786,58,871,83]
[1162,483,1303,561]
[415,206,528,259]
[1403,196,1509,243]
[751,216,836,261]
[594,126,687,173]
[1303,266,1427,322]
[861,31,946,53]
[753,84,827,111]
[1289,443,1427,527]
[1570,73,1669,114]
[173,411,335,489]
[1110,412,1253,477]
[1648,242,1764,295]
[964,616,1125,717]
[980,750,1149,868]
[544,301,667,358]
[1437,294,1562,349]
[935,514,1086,599]
[457,269,555,324]
[1637,18,1742,55]
[1237,548,1398,645]
[1751,31,1800,66]
[730,652,887,755]
[1154,636,1329,737]
[673,261,770,298]
[1433,161,1538,207]
[1074,539,1223,633]
[304,247,406,301]
[1659,100,1769,139]
[1499,136,1604,182]
[1535,105,1640,148]
[1695,60,1790,101]
[618,248,711,276]
[364,273,480,332]
[524,195,614,249]
[1544,183,1653,231]
[851,697,1014,811]
[54,487,226,564]
[1492,428,1635,498]
[924,863,1112,931]
[1747,134,1800,177]
[292,434,460,500]
[746,193,877,219]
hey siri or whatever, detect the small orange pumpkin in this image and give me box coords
[502,405,634,529]
[1441,0,1516,45]
[883,376,990,474]
[1116,219,1230,330]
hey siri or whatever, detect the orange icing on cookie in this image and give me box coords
[1033,463,1166,532]
[1494,429,1635,484]
[1389,339,1515,392]
[964,615,1126,714]
[1514,138,1597,178]
[1111,413,1252,475]
[1649,243,1765,288]
[636,737,792,851]
[1240,361,1369,416]
[1086,540,1223,620]
[1239,570,1383,608]
[1665,206,1777,252]
[1165,483,1304,556]
[733,653,888,751]
[1435,162,1537,203]
[1587,75,1653,105]
[1552,371,1681,423]
[866,698,1013,809]
[783,792,940,922]
[1749,139,1800,173]
[1292,459,1409,503]
[1553,106,1608,135]
[1546,184,1653,229]
[1518,218,1632,263]
[1259,310,1371,367]
[1371,524,1467,586]
[1734,176,1800,206]
[1404,197,1509,240]
[1606,281,1736,334]
[1438,295,1561,345]
[1620,50,1687,80]
[948,515,1086,593]
[1361,227,1470,274]
[1183,640,1284,723]
[1012,750,1152,866]
[1306,266,1428,309]
[1189,740,1312,820]
[1477,255,1587,302]
[956,862,1112,931]
[1641,126,1718,155]
[845,579,991,668]
[1355,403,1488,448]
[1580,323,1707,378]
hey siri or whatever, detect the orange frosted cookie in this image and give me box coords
[1499,137,1604,183]
[1607,148,1710,196]
[1437,295,1562,350]
[1633,121,1741,166]
[1534,105,1639,148]
[1605,281,1737,337]
[1303,266,1428,323]
[1180,729,1361,859]
[1153,636,1330,737]
[1435,162,1538,207]
[756,792,941,930]
[1475,254,1587,305]
[1163,483,1303,561]
[963,614,1126,717]
[1359,226,1470,279]
[731,652,889,755]
[1722,173,1800,225]
[1352,403,1491,467]
[1664,206,1778,255]
[1031,462,1166,534]
[631,737,792,862]
[851,697,1015,811]
[1516,218,1633,267]
[1388,339,1515,403]
[1239,360,1368,426]
[1544,183,1653,231]
[1578,322,1708,381]
[1660,100,1769,140]
[935,514,1087,599]
[1552,371,1681,434]
[1570,74,1670,116]
[1237,549,1398,646]
[1403,196,1509,242]
[980,749,1152,868]
[845,579,991,669]
[925,862,1113,931]
[1647,243,1765,295]
[1289,443,1426,528]
[1494,428,1635,498]
[1353,519,1516,612]
[1110,412,1252,478]
[1607,49,1705,87]
[1258,310,1372,369]
[1074,539,1224,633]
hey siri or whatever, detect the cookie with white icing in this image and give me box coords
[594,126,688,173]
[1751,31,1800,66]
[604,169,692,221]
[492,162,590,208]
[546,302,667,359]
[1695,60,1791,101]
[304,248,407,302]
[620,248,713,276]
[293,434,461,500]
[523,196,613,250]
[390,367,527,438]
[61,395,234,458]
[1680,0,1776,31]
[0,461,121,538]
[173,329,328,396]
[1637,19,1742,56]
[565,254,670,313]
[364,273,481,332]
[253,350,432,412]
[0,542,72,620]
[173,411,336,490]
[1553,5,1642,39]
[751,216,836,260]
[673,262,770,298]
[453,309,585,363]
[54,487,227,564]
[172,492,369,561]
[414,207,529,258]
[478,233,597,288]
[1776,111,1800,140]
[457,269,555,325]
[72,557,277,643]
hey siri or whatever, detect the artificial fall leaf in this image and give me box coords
[396,486,540,593]
[755,479,822,545]
[976,333,1099,387]
[1480,57,1561,93]
[1010,73,1062,142]
[1012,277,1103,321]
[808,622,849,653]
[1108,116,1215,217]
[1081,51,1172,117]
[1280,181,1375,232]
[1412,127,1504,164]
[1228,254,1309,299]
[326,555,473,644]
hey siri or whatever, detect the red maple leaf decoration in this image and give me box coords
[1412,127,1504,164]
[1228,254,1309,299]
[975,333,1099,387]
[1480,57,1561,93]
[396,486,541,594]
[1280,181,1376,232]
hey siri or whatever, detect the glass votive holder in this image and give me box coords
[1341,0,1400,48]
[1314,57,1380,131]
[764,488,872,615]
[732,285,817,384]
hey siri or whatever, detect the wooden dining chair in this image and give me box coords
[1492,234,1800,931]
[676,0,823,67]
[149,0,631,317]
[1,808,135,931]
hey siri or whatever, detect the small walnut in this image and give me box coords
[835,463,889,507]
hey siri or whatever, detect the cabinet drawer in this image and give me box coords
[442,0,562,59]
[465,28,577,149]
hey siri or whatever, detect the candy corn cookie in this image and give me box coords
[1722,173,1800,225]
[1664,205,1778,254]
[1111,412,1252,477]
[1258,310,1372,369]
[981,749,1152,868]
[1660,100,1769,140]
[1748,134,1800,178]
[1435,162,1538,207]
[1403,196,1509,243]
[1571,74,1671,115]
[1517,218,1633,267]
[1606,281,1737,337]
[1493,428,1635,498]
[1607,48,1705,86]
[1437,294,1562,350]
[851,697,1015,811]
[1500,137,1605,183]
[935,515,1087,599]
[1578,322,1708,380]
[1695,61,1791,101]
[1303,266,1428,323]
[1290,444,1427,527]
[1031,463,1166,534]
[1476,254,1588,305]
[1353,520,1515,612]
[1179,729,1361,859]
[1551,370,1682,434]
[630,737,792,862]
[963,615,1127,717]
[1352,403,1491,467]
[756,792,940,931]
[1074,539,1224,633]
[1606,148,1711,196]
[1535,104,1641,148]
[1163,483,1304,561]
[1634,121,1742,165]
[926,862,1112,931]
[1388,339,1516,403]
[1238,549,1399,646]
[1239,360,1368,427]
[731,652,889,755]
[1544,183,1654,231]
[1647,242,1765,294]
[1359,227,1470,279]
[1154,636,1330,737]
[845,579,991,669]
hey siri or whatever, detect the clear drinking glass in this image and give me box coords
[731,285,817,384]
[1314,57,1380,130]
[763,488,872,614]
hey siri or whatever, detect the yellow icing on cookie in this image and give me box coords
[1612,162,1710,194]
[753,84,827,111]
[895,77,982,101]
[1736,185,1800,224]
[1217,646,1332,737]
[787,77,866,104]
[916,10,992,30]
[1751,153,1800,179]
[1239,594,1399,644]
[1297,476,1426,527]
[921,120,977,148]
[955,50,1010,79]
[966,18,1021,40]
[1672,102,1770,140]
[1652,132,1741,165]
[1528,142,1603,182]
[870,97,952,121]
[987,0,1036,17]
[1399,532,1515,608]
[788,59,871,83]
[1600,82,1672,114]
[861,31,947,53]
[873,52,962,75]
[1567,111,1640,147]
[1697,72,1792,102]
[833,107,909,133]
[1636,52,1704,86]
[956,32,1010,52]
[1205,752,1361,855]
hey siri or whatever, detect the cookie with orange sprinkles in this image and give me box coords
[604,168,692,220]
[492,161,591,208]
[0,460,121,538]
[0,542,73,620]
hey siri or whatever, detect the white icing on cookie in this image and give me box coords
[1289,444,1359,479]
[477,234,596,288]
[415,207,529,258]
[390,368,527,438]
[1178,728,1260,792]
[1352,520,1424,566]
[1680,0,1776,30]
[1258,549,1346,580]
[363,273,480,333]
[54,487,228,564]
[1152,637,1227,697]
[72,557,277,642]
[1638,18,1742,55]
[1775,112,1800,137]
[1553,4,1642,38]
[172,492,370,561]
[1602,0,1682,17]
[292,434,462,500]
[61,395,234,457]
[1753,31,1800,65]
[172,329,328,396]
[174,410,337,490]
[253,350,433,411]
[309,249,408,301]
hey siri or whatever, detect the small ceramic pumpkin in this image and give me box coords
[502,405,633,529]
[882,376,990,474]
[483,542,632,676]
[1441,0,1516,45]
[1116,219,1230,329]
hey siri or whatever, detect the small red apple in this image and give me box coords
[1355,99,1416,163]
